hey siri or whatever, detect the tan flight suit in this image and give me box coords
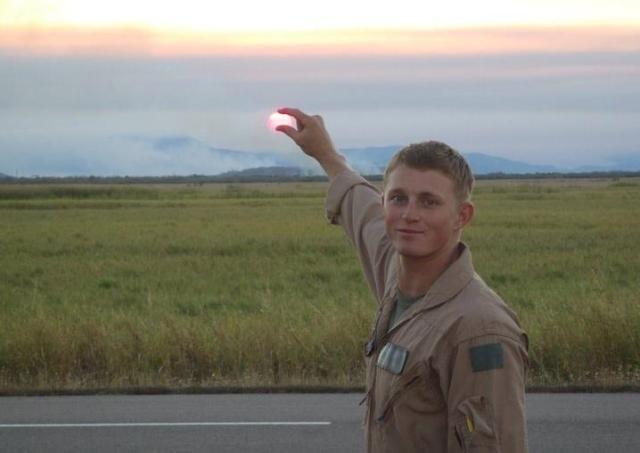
[325,170,529,453]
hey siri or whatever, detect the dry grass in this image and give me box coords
[1,178,639,391]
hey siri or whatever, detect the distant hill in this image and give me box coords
[339,146,559,175]
[465,153,558,174]
[6,133,639,177]
[131,135,291,167]
[130,138,564,176]
[574,153,640,173]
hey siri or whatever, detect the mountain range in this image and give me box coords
[116,136,640,175]
[340,146,561,175]
[2,135,639,178]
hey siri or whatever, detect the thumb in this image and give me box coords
[276,125,300,142]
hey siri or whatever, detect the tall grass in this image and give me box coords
[1,179,639,390]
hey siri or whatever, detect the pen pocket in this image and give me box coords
[453,396,499,452]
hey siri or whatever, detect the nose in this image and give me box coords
[401,200,420,222]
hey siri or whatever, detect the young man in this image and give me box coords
[276,107,529,453]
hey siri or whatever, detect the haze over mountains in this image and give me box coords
[2,135,639,178]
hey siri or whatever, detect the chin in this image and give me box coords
[394,245,434,259]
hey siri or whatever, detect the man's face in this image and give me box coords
[382,164,472,260]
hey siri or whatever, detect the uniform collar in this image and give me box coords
[422,242,475,309]
[388,242,475,324]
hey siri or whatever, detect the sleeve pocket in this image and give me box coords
[454,395,500,452]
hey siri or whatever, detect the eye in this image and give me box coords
[389,194,407,204]
[422,198,439,207]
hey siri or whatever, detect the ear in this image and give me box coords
[455,201,475,230]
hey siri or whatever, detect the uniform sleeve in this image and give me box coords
[440,334,529,453]
[325,169,394,303]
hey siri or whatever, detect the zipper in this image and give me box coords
[455,421,471,453]
[375,374,422,423]
[366,294,394,453]
[359,388,371,406]
[365,305,384,357]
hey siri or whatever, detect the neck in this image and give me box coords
[397,242,462,298]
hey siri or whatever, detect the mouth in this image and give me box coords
[396,229,423,235]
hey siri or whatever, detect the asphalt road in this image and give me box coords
[1,393,640,452]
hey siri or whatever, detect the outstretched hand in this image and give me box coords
[275,107,351,179]
[276,107,337,159]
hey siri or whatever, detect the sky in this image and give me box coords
[1,0,639,176]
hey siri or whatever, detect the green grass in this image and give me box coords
[1,179,639,391]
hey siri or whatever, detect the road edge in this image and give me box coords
[2,384,640,397]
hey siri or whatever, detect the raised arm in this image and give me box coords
[276,107,394,302]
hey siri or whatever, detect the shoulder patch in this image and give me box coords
[469,342,504,372]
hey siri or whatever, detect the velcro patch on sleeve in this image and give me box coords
[469,342,504,372]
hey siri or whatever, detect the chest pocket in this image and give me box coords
[376,361,445,424]
[376,342,408,375]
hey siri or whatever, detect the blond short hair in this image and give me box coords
[383,141,474,203]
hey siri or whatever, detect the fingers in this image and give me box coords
[275,125,300,141]
[275,108,329,153]
[277,107,308,125]
[274,108,337,162]
[276,108,325,132]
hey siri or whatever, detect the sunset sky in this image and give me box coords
[1,0,639,175]
[3,0,639,30]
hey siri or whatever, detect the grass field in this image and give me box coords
[1,178,639,392]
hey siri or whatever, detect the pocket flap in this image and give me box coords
[454,395,498,448]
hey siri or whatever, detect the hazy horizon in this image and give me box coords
[1,2,639,176]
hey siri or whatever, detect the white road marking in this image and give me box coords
[0,421,331,428]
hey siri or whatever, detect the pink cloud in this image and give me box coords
[1,25,639,57]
